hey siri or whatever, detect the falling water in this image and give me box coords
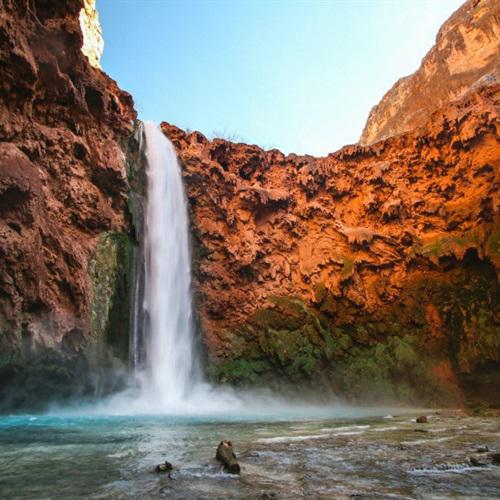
[142,122,201,406]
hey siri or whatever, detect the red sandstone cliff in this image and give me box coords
[360,0,499,146]
[0,0,137,408]
[163,83,499,404]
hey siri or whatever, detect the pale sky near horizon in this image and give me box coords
[99,0,463,155]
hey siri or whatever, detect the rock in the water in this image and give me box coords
[416,416,428,423]
[476,446,489,453]
[155,461,173,473]
[216,440,241,474]
[469,456,487,467]
[489,452,500,465]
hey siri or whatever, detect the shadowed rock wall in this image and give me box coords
[0,0,139,410]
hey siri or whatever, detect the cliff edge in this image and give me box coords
[360,0,499,146]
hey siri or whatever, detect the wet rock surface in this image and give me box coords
[216,440,241,474]
[155,461,173,473]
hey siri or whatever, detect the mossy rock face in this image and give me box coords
[0,230,134,413]
[211,297,335,385]
[209,251,499,406]
[332,335,452,405]
[88,230,134,362]
[433,254,500,379]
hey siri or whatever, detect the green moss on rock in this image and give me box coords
[88,231,133,361]
[209,247,498,406]
[332,334,449,405]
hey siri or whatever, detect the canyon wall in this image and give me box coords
[0,0,140,410]
[360,0,499,146]
[164,82,499,406]
[162,0,500,406]
[0,0,498,410]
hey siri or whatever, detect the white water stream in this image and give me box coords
[142,122,202,407]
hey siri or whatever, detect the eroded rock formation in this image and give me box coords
[360,0,499,146]
[163,82,499,405]
[0,0,138,409]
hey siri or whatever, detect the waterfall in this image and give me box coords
[141,122,201,406]
[115,122,268,415]
[88,123,337,415]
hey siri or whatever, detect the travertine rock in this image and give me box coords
[163,83,499,404]
[360,0,500,146]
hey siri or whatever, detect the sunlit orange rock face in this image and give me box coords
[163,83,499,405]
[0,0,136,407]
[360,0,499,146]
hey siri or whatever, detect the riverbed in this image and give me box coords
[1,410,499,498]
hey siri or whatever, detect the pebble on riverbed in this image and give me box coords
[155,461,173,473]
[416,415,428,423]
[469,456,488,467]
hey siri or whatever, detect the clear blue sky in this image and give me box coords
[99,0,462,155]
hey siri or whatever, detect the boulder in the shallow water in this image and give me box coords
[216,440,241,474]
[416,416,428,423]
[469,456,487,467]
[155,461,173,473]
[489,452,500,465]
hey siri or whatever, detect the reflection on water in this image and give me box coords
[0,411,499,498]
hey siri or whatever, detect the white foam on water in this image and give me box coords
[408,463,487,475]
[257,434,327,444]
[320,425,370,432]
[400,436,456,446]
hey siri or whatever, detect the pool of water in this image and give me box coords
[1,409,499,498]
